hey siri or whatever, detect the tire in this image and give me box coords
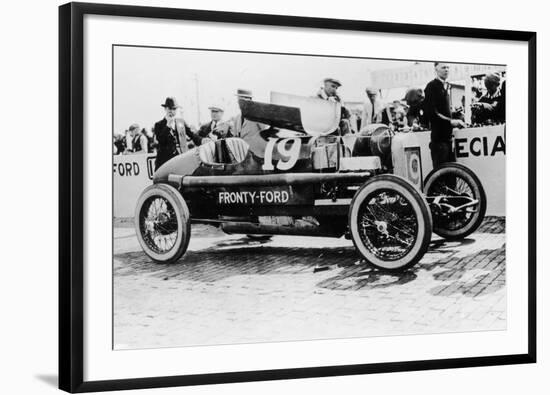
[424,163,487,240]
[348,174,432,271]
[135,183,191,264]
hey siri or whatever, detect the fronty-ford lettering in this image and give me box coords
[218,190,290,204]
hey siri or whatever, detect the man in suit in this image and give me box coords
[232,89,266,141]
[197,105,232,143]
[423,62,465,167]
[153,97,201,170]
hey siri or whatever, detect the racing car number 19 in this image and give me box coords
[262,137,301,171]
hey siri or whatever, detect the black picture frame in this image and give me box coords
[59,2,537,392]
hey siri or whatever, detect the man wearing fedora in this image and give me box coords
[197,105,232,143]
[315,78,352,135]
[153,97,200,170]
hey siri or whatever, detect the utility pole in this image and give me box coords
[194,73,201,125]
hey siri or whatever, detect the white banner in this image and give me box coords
[414,124,505,216]
[113,153,155,218]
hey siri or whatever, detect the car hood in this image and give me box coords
[153,149,202,184]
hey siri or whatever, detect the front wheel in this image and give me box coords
[424,163,486,240]
[348,174,432,271]
[135,184,191,264]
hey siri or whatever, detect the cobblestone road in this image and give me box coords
[113,218,506,349]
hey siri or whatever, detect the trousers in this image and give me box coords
[429,140,455,168]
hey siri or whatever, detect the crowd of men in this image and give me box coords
[114,61,505,170]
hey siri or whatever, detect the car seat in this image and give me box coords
[225,138,250,163]
[198,140,217,164]
[198,138,250,165]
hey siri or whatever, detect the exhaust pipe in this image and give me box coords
[221,221,344,237]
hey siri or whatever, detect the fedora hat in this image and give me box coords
[235,89,253,98]
[161,97,181,109]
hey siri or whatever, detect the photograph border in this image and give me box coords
[59,2,537,392]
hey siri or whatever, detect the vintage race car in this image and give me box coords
[135,93,486,271]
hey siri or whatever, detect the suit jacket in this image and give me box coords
[153,117,200,169]
[423,78,453,142]
[197,120,233,141]
[232,113,265,141]
[477,88,505,124]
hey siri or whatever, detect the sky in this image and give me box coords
[113,45,418,134]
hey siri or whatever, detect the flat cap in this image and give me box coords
[323,78,342,87]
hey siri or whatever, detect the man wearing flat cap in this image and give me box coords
[153,97,201,170]
[315,78,352,135]
[472,72,505,124]
[128,123,149,154]
[197,105,233,143]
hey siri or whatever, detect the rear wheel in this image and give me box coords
[424,163,486,240]
[135,184,191,264]
[348,174,432,271]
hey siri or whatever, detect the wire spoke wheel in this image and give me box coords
[428,174,474,231]
[140,196,179,254]
[357,189,418,261]
[349,175,432,271]
[135,184,191,264]
[424,163,487,240]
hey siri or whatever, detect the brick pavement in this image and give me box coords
[113,218,506,349]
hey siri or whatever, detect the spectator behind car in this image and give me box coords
[403,88,427,129]
[231,89,267,141]
[128,123,149,154]
[423,62,465,167]
[153,97,201,170]
[113,133,126,155]
[361,87,387,130]
[471,72,505,124]
[315,77,352,135]
[197,105,233,144]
